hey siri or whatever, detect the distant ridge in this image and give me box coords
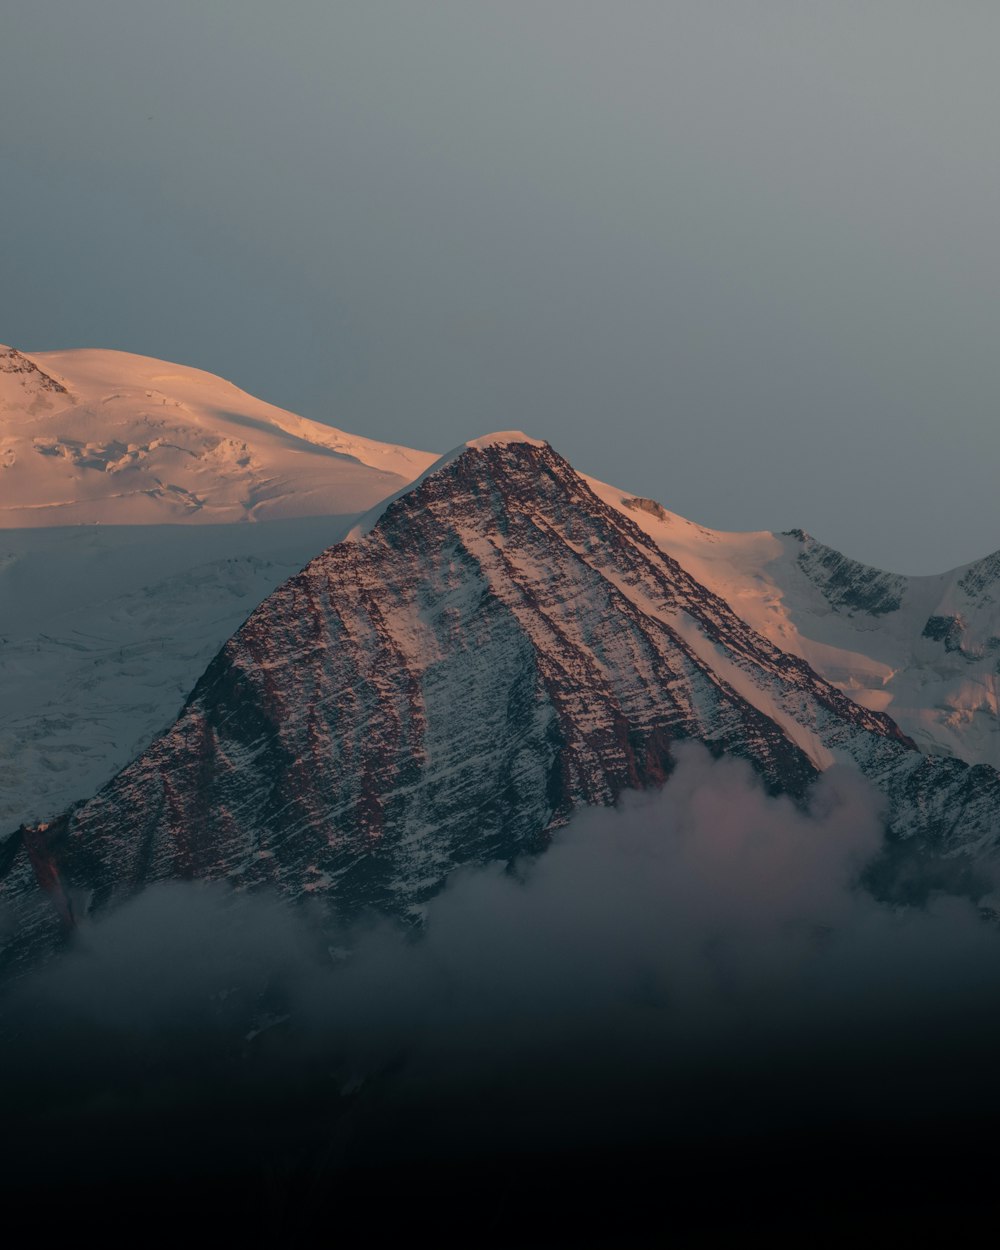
[0,346,438,525]
[586,475,1000,769]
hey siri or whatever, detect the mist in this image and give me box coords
[4,744,1000,1234]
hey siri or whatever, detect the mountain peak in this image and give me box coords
[0,344,68,395]
[429,430,548,477]
[463,431,546,451]
[348,430,552,539]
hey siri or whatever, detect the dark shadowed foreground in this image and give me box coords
[3,747,1000,1242]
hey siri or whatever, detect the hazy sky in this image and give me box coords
[2,2,998,572]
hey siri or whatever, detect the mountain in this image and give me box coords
[0,344,436,524]
[0,346,436,832]
[587,478,1000,771]
[5,434,998,967]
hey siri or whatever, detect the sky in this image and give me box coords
[2,2,998,573]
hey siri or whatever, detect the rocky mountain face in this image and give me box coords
[0,345,68,400]
[773,533,1000,769]
[786,530,908,617]
[4,435,999,969]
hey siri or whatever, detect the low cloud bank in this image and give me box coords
[4,745,1000,1200]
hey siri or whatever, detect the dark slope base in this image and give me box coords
[4,1106,998,1244]
[6,1013,1000,1243]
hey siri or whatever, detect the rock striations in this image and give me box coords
[3,436,999,969]
[590,479,1000,771]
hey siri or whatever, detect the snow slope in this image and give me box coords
[0,345,436,525]
[0,518,360,829]
[586,478,1000,770]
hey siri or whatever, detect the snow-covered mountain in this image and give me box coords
[586,479,1000,771]
[0,344,436,524]
[5,435,997,967]
[0,346,437,830]
[2,342,998,967]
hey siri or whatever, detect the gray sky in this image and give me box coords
[2,2,998,573]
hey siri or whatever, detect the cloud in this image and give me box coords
[3,744,1000,1212]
